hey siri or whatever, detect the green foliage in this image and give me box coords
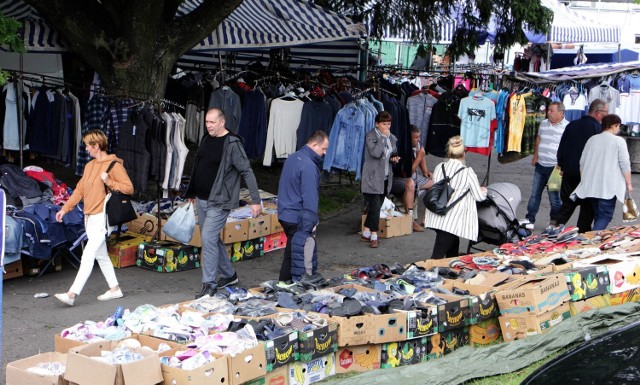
[0,11,25,86]
[319,0,553,61]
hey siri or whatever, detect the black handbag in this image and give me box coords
[104,161,137,226]
[423,164,469,215]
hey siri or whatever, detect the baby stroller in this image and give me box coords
[467,182,525,253]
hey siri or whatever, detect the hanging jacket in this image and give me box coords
[116,108,152,194]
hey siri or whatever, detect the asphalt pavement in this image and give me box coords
[3,150,639,379]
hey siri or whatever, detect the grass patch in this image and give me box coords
[465,348,568,385]
[318,185,360,216]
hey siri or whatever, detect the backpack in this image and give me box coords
[423,164,470,215]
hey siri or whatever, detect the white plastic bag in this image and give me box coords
[163,202,196,244]
[380,197,396,218]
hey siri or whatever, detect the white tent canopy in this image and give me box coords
[0,0,365,52]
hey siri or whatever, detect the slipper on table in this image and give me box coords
[330,298,363,317]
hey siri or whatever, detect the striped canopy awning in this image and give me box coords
[0,0,365,52]
[525,0,620,44]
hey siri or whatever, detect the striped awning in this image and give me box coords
[0,0,365,52]
[525,0,620,44]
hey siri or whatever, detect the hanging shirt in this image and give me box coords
[458,94,496,149]
[263,97,304,166]
[407,92,438,148]
[506,93,529,152]
[588,84,620,114]
[521,93,550,156]
[562,91,588,122]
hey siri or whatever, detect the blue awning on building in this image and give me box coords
[0,0,365,52]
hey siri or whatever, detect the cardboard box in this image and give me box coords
[228,343,268,385]
[127,213,203,247]
[264,328,299,371]
[64,341,163,385]
[224,218,249,243]
[248,215,272,239]
[431,327,469,356]
[241,366,289,385]
[574,255,640,294]
[401,305,439,339]
[323,284,407,345]
[136,240,201,272]
[469,318,502,346]
[298,322,338,362]
[226,237,266,262]
[269,213,284,234]
[160,352,228,385]
[108,232,152,268]
[564,266,610,301]
[498,302,571,342]
[569,294,612,316]
[610,288,640,306]
[287,353,335,385]
[443,280,500,323]
[361,213,412,238]
[335,345,381,373]
[6,352,69,385]
[435,292,476,331]
[54,334,92,353]
[381,339,423,368]
[495,274,570,315]
[264,232,287,253]
[3,259,24,280]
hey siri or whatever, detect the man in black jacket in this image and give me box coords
[549,99,608,233]
[185,108,262,298]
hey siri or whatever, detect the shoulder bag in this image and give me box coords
[104,161,137,227]
[423,164,470,215]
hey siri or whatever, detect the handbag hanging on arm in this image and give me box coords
[623,191,638,222]
[423,164,470,215]
[103,161,137,241]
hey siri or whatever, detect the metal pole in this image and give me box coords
[618,43,621,63]
[17,53,24,169]
[547,43,551,70]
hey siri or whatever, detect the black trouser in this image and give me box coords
[431,229,460,260]
[363,192,386,231]
[279,220,298,282]
[552,174,594,233]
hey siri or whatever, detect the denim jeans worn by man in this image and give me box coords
[525,101,568,225]
[185,108,262,299]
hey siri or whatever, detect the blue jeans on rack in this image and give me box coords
[526,163,562,224]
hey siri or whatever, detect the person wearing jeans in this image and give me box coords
[54,130,134,306]
[185,108,262,299]
[571,114,632,231]
[525,101,567,224]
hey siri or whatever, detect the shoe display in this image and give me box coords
[370,239,379,248]
[218,273,239,288]
[54,293,75,306]
[195,284,217,299]
[296,273,326,287]
[97,289,124,301]
[412,221,424,232]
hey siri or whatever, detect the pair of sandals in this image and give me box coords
[349,263,393,280]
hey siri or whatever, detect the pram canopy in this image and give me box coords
[478,182,522,234]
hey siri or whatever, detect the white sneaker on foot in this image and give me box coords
[54,293,75,306]
[97,289,124,301]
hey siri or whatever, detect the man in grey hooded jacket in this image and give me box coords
[185,108,262,299]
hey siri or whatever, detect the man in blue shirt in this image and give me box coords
[277,131,329,285]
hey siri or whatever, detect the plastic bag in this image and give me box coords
[623,192,638,222]
[380,197,395,218]
[163,202,196,244]
[547,167,562,192]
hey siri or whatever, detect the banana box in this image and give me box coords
[265,232,287,253]
[498,302,571,342]
[495,273,570,316]
[610,288,640,306]
[288,353,335,385]
[108,232,152,268]
[564,266,610,301]
[469,318,502,346]
[335,344,381,373]
[136,240,201,272]
[443,280,500,322]
[224,217,249,243]
[569,294,611,315]
[434,292,476,331]
[298,321,338,362]
[248,215,272,239]
[226,237,265,262]
[381,339,422,369]
[229,343,268,385]
[439,326,469,355]
[242,365,288,385]
[573,255,640,294]
[265,327,299,372]
[395,305,438,339]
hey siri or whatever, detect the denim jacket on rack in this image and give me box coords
[323,104,366,180]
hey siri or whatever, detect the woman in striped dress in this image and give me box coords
[425,136,487,259]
